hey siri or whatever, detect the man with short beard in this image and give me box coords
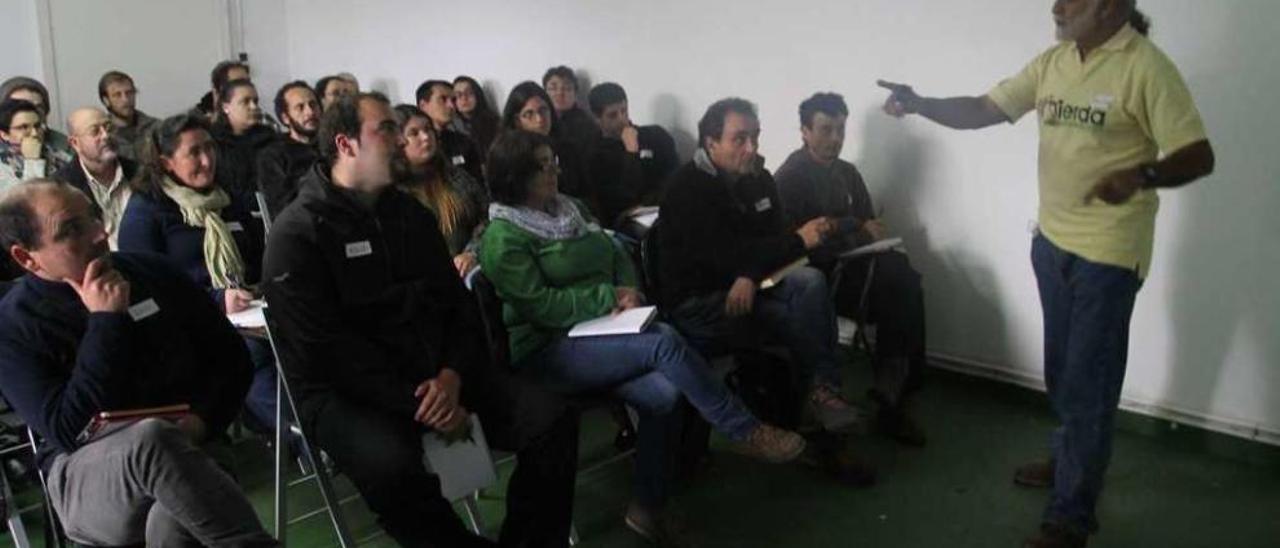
[97,71,158,162]
[256,81,320,219]
[878,1,1215,546]
[53,107,137,249]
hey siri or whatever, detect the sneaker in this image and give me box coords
[624,502,696,547]
[1014,459,1055,489]
[733,424,806,464]
[808,385,869,433]
[1022,522,1087,548]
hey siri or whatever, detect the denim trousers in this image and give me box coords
[517,321,759,508]
[1031,234,1142,535]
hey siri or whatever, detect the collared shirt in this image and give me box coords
[80,159,131,249]
[987,24,1207,278]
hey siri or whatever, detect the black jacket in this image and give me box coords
[255,137,318,219]
[261,166,488,429]
[52,157,139,221]
[0,253,252,472]
[657,154,805,306]
[589,125,678,226]
[439,127,485,184]
[213,123,279,207]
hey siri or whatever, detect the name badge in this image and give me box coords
[451,155,466,166]
[128,298,161,321]
[345,241,373,259]
[754,198,772,212]
[226,221,244,232]
[639,149,654,159]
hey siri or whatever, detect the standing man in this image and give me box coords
[53,107,137,250]
[256,81,320,219]
[879,1,1214,546]
[98,71,159,161]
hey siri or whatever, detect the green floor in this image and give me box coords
[4,356,1279,547]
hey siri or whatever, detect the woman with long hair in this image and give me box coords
[450,76,500,158]
[500,81,597,217]
[211,79,277,206]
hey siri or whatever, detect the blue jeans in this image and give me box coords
[670,266,845,389]
[516,322,759,508]
[1031,234,1142,535]
[242,335,280,433]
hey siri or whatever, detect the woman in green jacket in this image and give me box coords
[479,130,804,542]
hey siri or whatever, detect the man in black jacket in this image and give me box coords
[256,81,320,219]
[658,97,864,434]
[52,107,136,249]
[0,180,274,547]
[586,82,678,228]
[263,94,578,548]
[416,79,485,184]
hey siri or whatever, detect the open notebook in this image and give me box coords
[568,306,658,338]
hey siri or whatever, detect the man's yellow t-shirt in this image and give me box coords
[987,24,1207,278]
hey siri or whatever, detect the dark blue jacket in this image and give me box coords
[0,253,252,472]
[117,188,264,309]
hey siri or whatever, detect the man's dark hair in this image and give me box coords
[485,130,555,206]
[132,114,214,198]
[587,82,627,117]
[0,99,42,132]
[0,77,51,116]
[274,80,315,123]
[697,97,757,147]
[541,66,578,90]
[1129,7,1151,36]
[318,92,390,163]
[799,92,849,129]
[97,71,135,102]
[414,80,452,106]
[500,81,559,135]
[210,60,250,91]
[315,76,339,101]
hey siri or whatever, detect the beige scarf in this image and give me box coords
[159,177,246,289]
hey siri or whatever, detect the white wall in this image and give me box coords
[278,0,1279,442]
[1,0,47,95]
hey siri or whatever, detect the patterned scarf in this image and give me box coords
[488,193,599,241]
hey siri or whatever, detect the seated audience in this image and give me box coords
[97,70,158,161]
[775,92,927,446]
[263,94,579,548]
[658,97,863,434]
[451,75,500,158]
[542,66,600,154]
[416,79,485,183]
[116,114,278,436]
[0,180,275,547]
[500,82,595,216]
[52,107,137,249]
[586,82,678,227]
[0,77,73,160]
[257,81,320,218]
[393,105,489,276]
[1,99,72,191]
[315,74,359,111]
[193,60,250,121]
[211,79,278,207]
[479,129,805,543]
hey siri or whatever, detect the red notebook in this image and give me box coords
[76,404,191,444]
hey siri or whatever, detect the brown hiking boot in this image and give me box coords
[734,424,806,464]
[1014,459,1055,488]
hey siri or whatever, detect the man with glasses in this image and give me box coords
[98,71,158,162]
[51,108,136,250]
[1,99,73,191]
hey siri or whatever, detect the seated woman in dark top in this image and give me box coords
[478,129,805,543]
[211,79,277,207]
[500,81,598,217]
[118,113,278,436]
[393,105,489,276]
[450,76,500,159]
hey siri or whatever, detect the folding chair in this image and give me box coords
[0,429,35,548]
[260,309,360,548]
[253,192,273,236]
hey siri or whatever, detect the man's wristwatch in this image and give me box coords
[1139,163,1160,187]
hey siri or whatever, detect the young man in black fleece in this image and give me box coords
[586,82,678,228]
[0,180,274,547]
[657,97,864,435]
[262,93,578,548]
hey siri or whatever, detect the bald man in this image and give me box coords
[53,108,137,249]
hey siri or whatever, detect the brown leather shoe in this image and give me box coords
[1022,523,1087,548]
[1013,459,1055,488]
